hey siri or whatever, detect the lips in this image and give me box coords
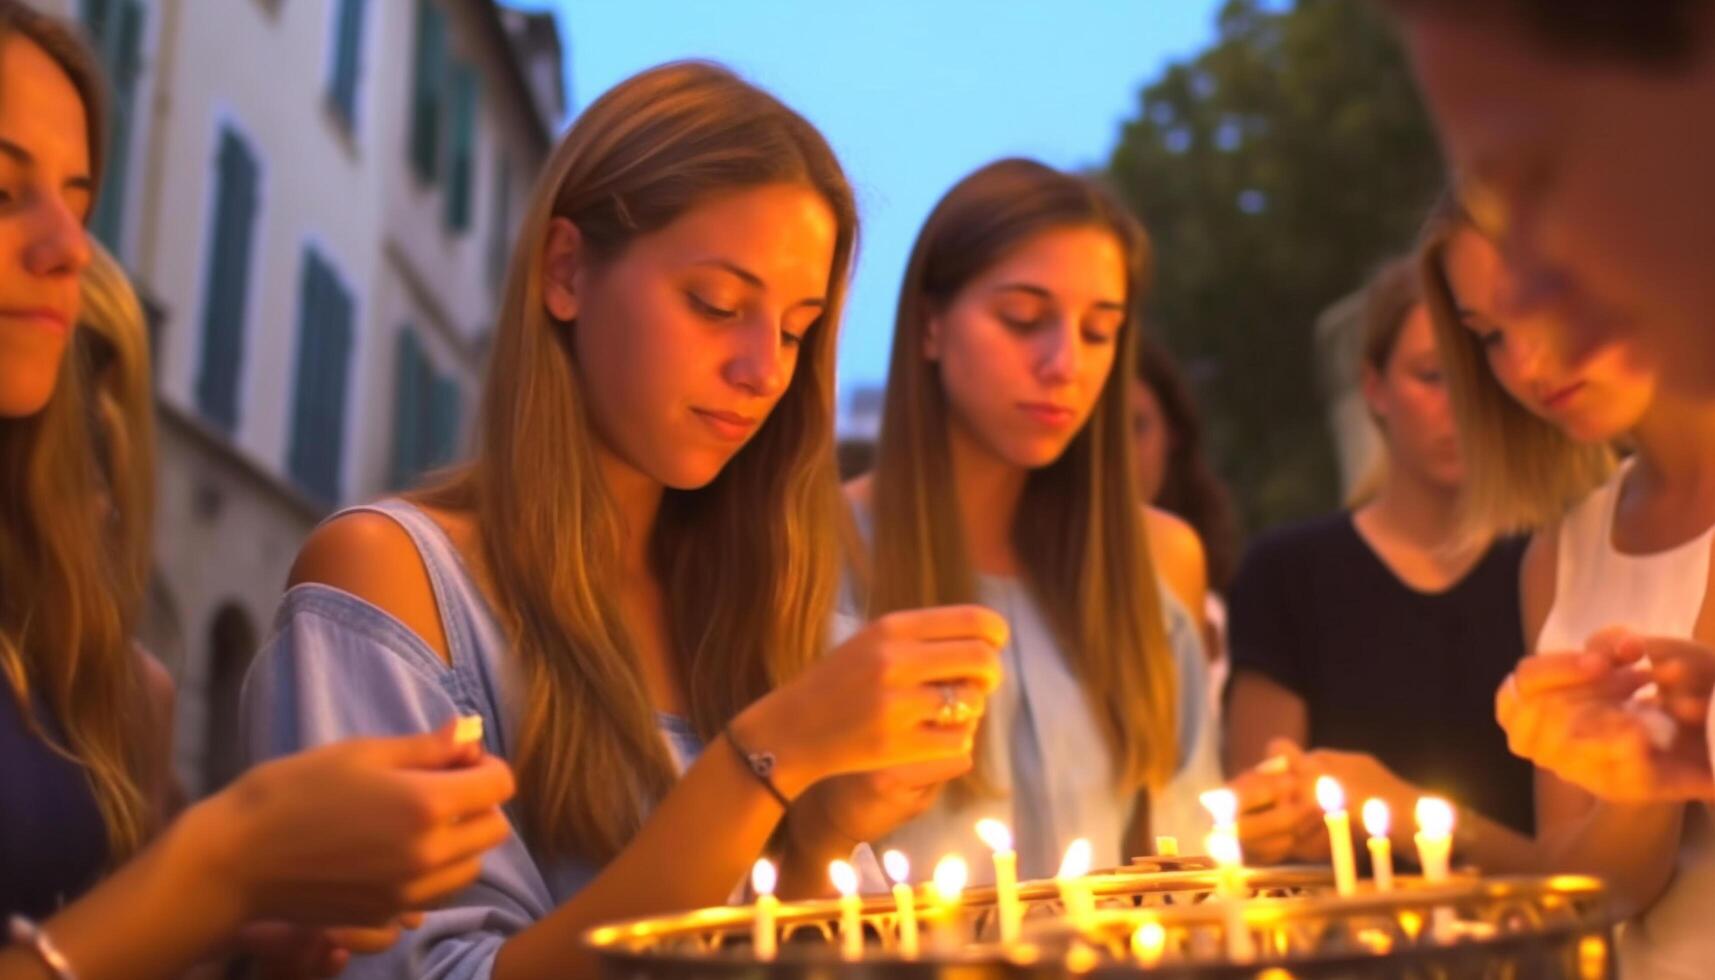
[1540,380,1586,412]
[0,307,72,337]
[1017,401,1077,428]
[692,407,760,442]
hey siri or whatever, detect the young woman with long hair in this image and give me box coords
[243,61,1006,979]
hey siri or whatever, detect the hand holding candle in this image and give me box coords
[975,819,1022,944]
[830,859,863,960]
[1316,776,1357,896]
[751,858,779,960]
[882,850,919,959]
[1363,798,1394,892]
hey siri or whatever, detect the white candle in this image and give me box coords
[1155,835,1179,857]
[1204,830,1254,961]
[1316,777,1357,896]
[1199,787,1239,831]
[1131,919,1167,967]
[1414,797,1455,883]
[751,858,779,960]
[1363,798,1394,892]
[882,850,919,959]
[1055,838,1097,932]
[975,819,1022,944]
[830,859,863,960]
[927,855,968,954]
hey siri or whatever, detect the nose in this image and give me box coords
[724,317,791,399]
[1035,318,1078,385]
[23,193,92,281]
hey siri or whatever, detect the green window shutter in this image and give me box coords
[85,0,144,250]
[444,63,477,232]
[427,373,462,468]
[389,329,426,488]
[194,128,261,432]
[287,250,355,504]
[486,155,511,292]
[408,0,447,182]
[328,0,368,127]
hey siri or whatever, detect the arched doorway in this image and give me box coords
[202,602,256,794]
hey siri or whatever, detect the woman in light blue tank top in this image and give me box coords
[242,63,1011,980]
[832,160,1209,882]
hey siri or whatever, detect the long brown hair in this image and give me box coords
[419,61,856,864]
[1344,254,1426,508]
[1134,336,1239,591]
[1417,193,1613,538]
[0,1,154,861]
[866,158,1178,794]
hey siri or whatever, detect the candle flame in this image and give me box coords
[1056,838,1094,880]
[1199,787,1239,828]
[882,849,911,885]
[1416,796,1455,838]
[975,817,1014,853]
[1205,830,1243,867]
[931,855,968,901]
[829,859,859,897]
[1315,775,1346,814]
[1362,798,1391,838]
[1132,920,1167,960]
[751,858,777,897]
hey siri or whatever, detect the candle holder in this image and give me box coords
[583,857,1614,978]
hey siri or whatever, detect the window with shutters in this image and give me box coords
[487,155,512,292]
[407,0,448,182]
[389,328,464,489]
[81,0,145,251]
[194,126,262,433]
[326,0,368,131]
[445,64,478,232]
[286,248,356,504]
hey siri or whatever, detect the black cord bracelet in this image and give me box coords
[724,724,792,811]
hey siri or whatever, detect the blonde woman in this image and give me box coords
[845,158,1207,879]
[242,62,1006,980]
[0,6,514,978]
[1423,197,1715,976]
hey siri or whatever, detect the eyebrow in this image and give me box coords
[0,137,93,192]
[692,257,826,309]
[993,281,1126,313]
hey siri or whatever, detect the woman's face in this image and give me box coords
[1443,227,1659,444]
[545,182,837,491]
[930,224,1128,471]
[0,35,93,419]
[1129,377,1170,503]
[1364,304,1464,492]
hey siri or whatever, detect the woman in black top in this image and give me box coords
[1223,256,1538,870]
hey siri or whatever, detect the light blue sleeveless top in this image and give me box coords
[240,499,703,980]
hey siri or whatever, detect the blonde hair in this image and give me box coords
[866,159,1178,794]
[1344,255,1425,508]
[1417,193,1613,538]
[0,6,155,864]
[418,62,856,864]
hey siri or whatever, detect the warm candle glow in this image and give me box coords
[830,859,859,897]
[1056,838,1094,880]
[1155,835,1179,857]
[1315,775,1346,814]
[751,858,778,897]
[975,818,1014,854]
[932,855,968,902]
[1200,787,1239,828]
[883,850,910,885]
[1132,920,1167,964]
[1206,830,1242,867]
[1416,797,1455,838]
[1362,798,1391,838]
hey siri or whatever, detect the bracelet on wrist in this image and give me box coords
[724,724,793,811]
[7,916,77,980]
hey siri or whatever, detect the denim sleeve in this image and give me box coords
[240,585,555,980]
[1161,591,1210,775]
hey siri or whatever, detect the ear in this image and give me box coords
[541,217,585,322]
[921,310,944,362]
[1360,361,1389,424]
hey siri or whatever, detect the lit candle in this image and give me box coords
[1204,830,1254,961]
[1414,797,1455,883]
[1131,919,1167,966]
[882,850,919,959]
[751,858,779,960]
[1363,798,1394,892]
[1316,776,1357,896]
[1199,787,1239,831]
[1055,838,1097,932]
[927,855,967,954]
[830,859,863,960]
[975,819,1022,944]
[1155,835,1179,857]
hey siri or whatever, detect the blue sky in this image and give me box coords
[511,1,1225,422]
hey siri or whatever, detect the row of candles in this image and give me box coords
[747,776,1457,962]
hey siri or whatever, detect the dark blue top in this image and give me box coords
[0,689,111,918]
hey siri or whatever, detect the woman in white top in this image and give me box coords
[1423,195,1715,978]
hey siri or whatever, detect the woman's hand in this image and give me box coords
[735,605,1008,797]
[181,721,517,928]
[790,756,971,860]
[1227,739,1324,864]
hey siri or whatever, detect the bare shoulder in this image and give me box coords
[288,509,451,663]
[1144,505,1208,619]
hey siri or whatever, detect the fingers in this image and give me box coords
[400,855,486,908]
[1511,651,1614,698]
[362,719,488,771]
[411,755,518,822]
[321,923,406,955]
[888,640,1004,691]
[874,605,1010,648]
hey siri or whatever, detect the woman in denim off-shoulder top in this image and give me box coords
[830,159,1209,883]
[241,61,1012,980]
